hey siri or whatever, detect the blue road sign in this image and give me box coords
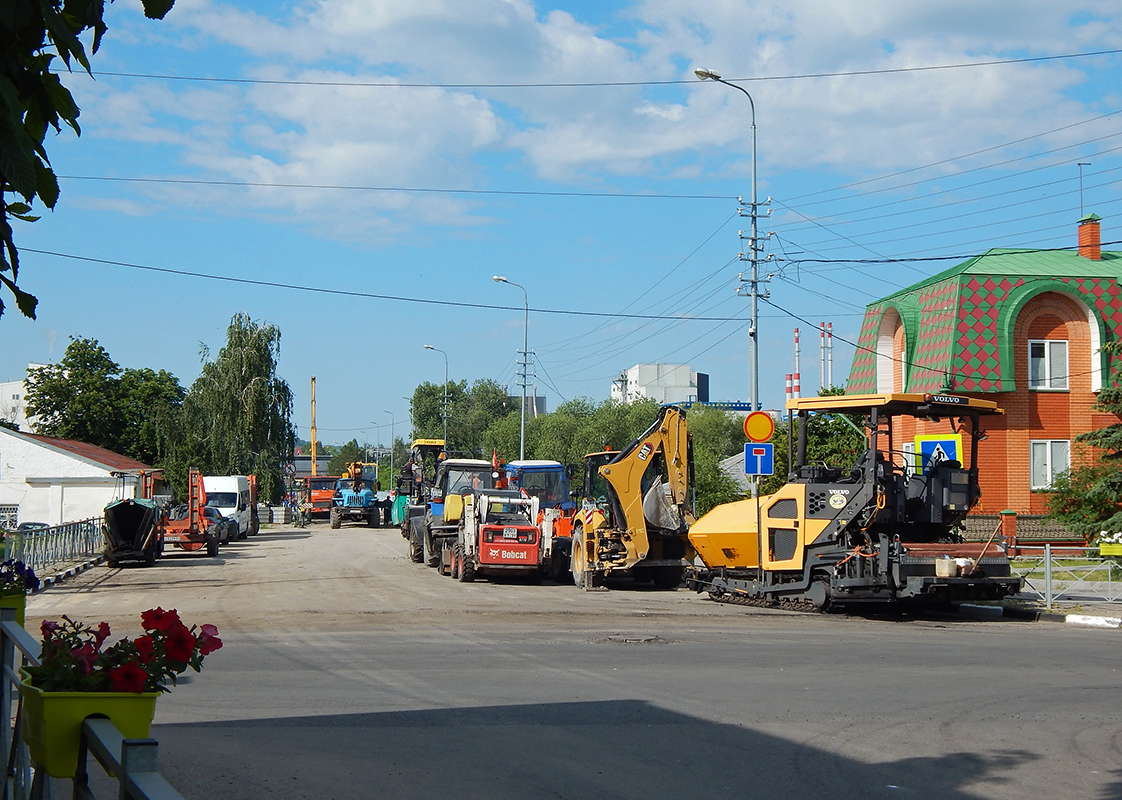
[744,442,774,476]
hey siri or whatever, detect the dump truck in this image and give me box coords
[570,405,695,589]
[448,489,542,582]
[330,463,380,528]
[686,393,1022,610]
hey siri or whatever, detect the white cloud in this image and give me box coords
[81,1,1122,235]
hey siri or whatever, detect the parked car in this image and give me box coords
[169,505,237,545]
[15,522,49,532]
[202,507,238,544]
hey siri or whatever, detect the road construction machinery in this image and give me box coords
[307,475,342,520]
[394,438,445,534]
[330,462,380,528]
[408,457,500,566]
[570,405,695,589]
[686,393,1021,610]
[507,459,574,582]
[103,498,163,567]
[449,489,543,582]
[161,467,222,558]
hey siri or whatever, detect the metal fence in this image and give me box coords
[2,520,103,578]
[1011,544,1122,609]
[1,608,186,799]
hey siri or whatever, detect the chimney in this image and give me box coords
[1079,213,1101,260]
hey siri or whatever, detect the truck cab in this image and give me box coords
[202,475,257,539]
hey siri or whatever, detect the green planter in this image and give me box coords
[0,591,26,627]
[1100,543,1122,556]
[18,676,158,778]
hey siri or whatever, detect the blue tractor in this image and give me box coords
[330,463,380,529]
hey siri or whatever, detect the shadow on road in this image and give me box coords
[152,699,1036,799]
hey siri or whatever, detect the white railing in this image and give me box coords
[3,520,103,578]
[1011,544,1122,609]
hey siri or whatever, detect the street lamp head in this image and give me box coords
[492,275,507,283]
[694,67,720,81]
[423,344,434,350]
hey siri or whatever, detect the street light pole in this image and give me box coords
[423,344,449,454]
[493,276,529,460]
[384,410,395,481]
[695,67,763,414]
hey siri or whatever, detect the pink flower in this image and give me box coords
[40,620,59,637]
[108,661,148,693]
[197,624,223,656]
[71,643,98,676]
[164,626,197,664]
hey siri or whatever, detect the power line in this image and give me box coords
[81,48,1122,89]
[23,247,754,322]
[56,175,730,201]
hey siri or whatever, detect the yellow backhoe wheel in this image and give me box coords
[571,524,587,589]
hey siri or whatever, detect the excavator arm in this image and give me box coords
[599,405,694,540]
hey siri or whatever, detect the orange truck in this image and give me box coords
[161,467,224,557]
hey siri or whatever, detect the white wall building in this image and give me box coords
[0,363,45,432]
[0,427,150,528]
[610,363,709,405]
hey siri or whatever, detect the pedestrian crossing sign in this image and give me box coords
[914,434,962,475]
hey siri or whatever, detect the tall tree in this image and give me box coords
[25,337,126,449]
[24,337,185,463]
[1,0,174,320]
[165,314,295,502]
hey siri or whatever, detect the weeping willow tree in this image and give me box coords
[162,314,295,502]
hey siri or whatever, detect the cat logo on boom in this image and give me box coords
[637,443,654,461]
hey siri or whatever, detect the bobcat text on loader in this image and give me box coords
[686,393,1021,610]
[447,490,543,583]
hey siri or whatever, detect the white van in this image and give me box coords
[202,475,256,539]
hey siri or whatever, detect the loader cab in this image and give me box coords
[507,460,573,511]
[430,459,499,525]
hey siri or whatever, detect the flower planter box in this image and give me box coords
[1100,543,1122,556]
[0,591,26,627]
[18,677,158,778]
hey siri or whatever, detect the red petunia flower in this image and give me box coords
[141,607,183,633]
[197,624,223,655]
[93,621,111,647]
[134,635,156,664]
[40,620,59,637]
[164,626,197,663]
[108,661,148,693]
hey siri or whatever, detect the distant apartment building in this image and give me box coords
[611,363,709,405]
[0,364,45,432]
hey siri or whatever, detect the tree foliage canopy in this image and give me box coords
[0,0,174,320]
[24,336,184,464]
[163,314,295,502]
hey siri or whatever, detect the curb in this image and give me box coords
[961,604,1122,627]
[34,556,106,590]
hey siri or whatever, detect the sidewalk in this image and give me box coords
[959,597,1122,627]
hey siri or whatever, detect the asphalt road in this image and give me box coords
[26,523,1122,800]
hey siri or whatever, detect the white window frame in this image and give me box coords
[1028,339,1068,391]
[1030,439,1070,490]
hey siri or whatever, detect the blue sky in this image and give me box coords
[5,0,1122,446]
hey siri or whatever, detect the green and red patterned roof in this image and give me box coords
[847,246,1122,393]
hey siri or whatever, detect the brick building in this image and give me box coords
[846,214,1121,515]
